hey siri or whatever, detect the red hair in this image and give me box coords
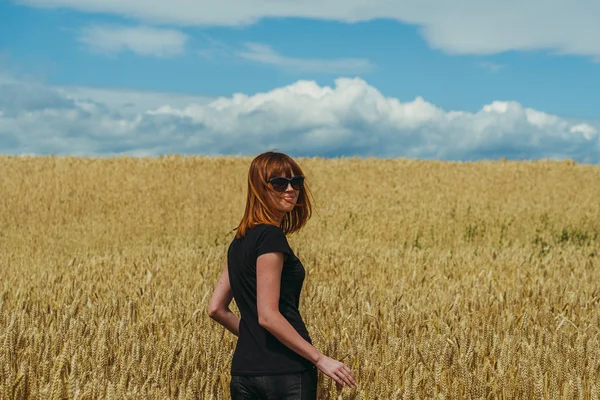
[233,150,314,238]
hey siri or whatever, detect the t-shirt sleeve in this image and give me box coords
[256,225,291,261]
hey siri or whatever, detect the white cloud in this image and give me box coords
[0,74,598,162]
[236,42,374,74]
[16,0,600,61]
[56,86,213,114]
[570,123,597,140]
[78,24,188,57]
[193,36,374,74]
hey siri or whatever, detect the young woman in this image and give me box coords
[208,151,358,399]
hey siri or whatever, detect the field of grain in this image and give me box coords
[1,155,599,399]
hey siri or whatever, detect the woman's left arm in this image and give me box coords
[207,263,240,337]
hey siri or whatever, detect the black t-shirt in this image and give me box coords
[227,223,313,375]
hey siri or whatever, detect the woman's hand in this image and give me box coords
[315,355,358,388]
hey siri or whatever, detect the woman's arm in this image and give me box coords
[256,252,322,364]
[257,252,358,388]
[207,263,240,337]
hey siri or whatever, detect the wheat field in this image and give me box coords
[1,155,599,399]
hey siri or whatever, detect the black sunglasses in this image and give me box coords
[268,176,304,192]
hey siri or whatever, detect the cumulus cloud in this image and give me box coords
[0,75,598,162]
[236,42,375,74]
[78,24,188,57]
[16,0,600,61]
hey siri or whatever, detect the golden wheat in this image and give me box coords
[0,155,599,399]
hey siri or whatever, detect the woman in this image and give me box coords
[208,151,358,399]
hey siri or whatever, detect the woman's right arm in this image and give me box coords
[256,252,358,388]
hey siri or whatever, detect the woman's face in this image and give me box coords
[268,177,300,217]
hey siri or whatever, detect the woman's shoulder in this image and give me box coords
[252,224,288,243]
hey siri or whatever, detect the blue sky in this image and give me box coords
[1,0,599,162]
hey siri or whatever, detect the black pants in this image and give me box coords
[230,365,318,400]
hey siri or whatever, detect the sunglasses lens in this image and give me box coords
[291,177,304,190]
[270,178,288,192]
